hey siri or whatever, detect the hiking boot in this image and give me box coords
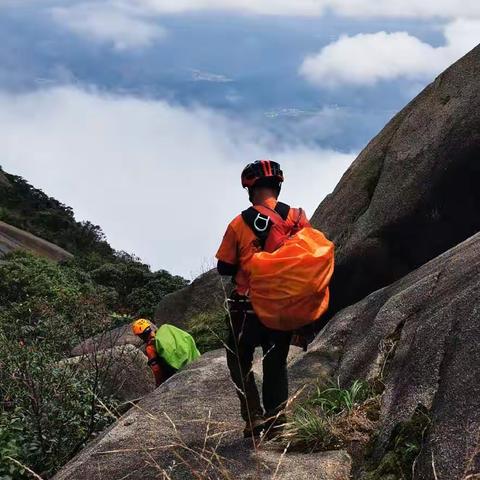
[243,416,267,438]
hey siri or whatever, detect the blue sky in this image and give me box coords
[0,1,478,276]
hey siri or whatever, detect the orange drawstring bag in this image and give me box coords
[248,227,334,331]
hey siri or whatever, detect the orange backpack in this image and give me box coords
[242,203,334,331]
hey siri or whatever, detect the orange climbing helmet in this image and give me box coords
[241,160,284,188]
[132,318,153,336]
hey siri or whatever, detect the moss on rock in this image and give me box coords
[363,405,431,480]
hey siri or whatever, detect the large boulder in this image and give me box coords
[65,344,155,402]
[55,231,480,480]
[154,269,229,328]
[312,45,480,313]
[71,324,142,356]
[290,231,480,480]
[0,220,73,261]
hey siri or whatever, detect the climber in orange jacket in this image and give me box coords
[131,319,176,387]
[216,160,310,438]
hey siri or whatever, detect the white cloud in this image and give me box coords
[0,87,353,277]
[51,2,166,50]
[327,0,480,19]
[300,18,480,87]
[40,0,480,64]
[300,31,441,87]
[443,17,480,53]
[132,0,327,16]
[121,0,480,18]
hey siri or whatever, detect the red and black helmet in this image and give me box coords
[241,160,284,188]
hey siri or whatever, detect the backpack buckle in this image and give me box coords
[254,213,270,232]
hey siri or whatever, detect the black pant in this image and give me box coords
[225,297,292,422]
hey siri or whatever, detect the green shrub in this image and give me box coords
[0,413,25,479]
[66,254,189,317]
[89,261,149,301]
[0,252,122,477]
[0,252,116,352]
[0,340,119,479]
[0,169,190,477]
[126,271,189,318]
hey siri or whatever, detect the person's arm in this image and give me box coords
[145,344,164,387]
[216,224,239,276]
[217,260,238,276]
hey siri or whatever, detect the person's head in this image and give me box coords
[241,160,284,204]
[131,318,155,343]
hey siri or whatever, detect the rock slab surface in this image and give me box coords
[71,324,143,356]
[54,350,351,480]
[0,220,73,261]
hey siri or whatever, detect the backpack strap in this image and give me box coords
[242,207,271,248]
[274,202,290,221]
[241,202,291,249]
[294,207,303,229]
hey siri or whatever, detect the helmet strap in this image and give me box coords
[139,328,152,342]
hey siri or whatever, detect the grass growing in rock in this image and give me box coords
[284,377,433,480]
[310,379,373,414]
[187,309,228,353]
[283,379,380,453]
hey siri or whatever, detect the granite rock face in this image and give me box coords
[311,45,480,314]
[54,350,351,480]
[290,232,480,480]
[155,268,229,328]
[65,344,155,402]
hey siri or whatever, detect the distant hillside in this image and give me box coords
[0,165,189,317]
[0,166,113,259]
[0,169,9,187]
